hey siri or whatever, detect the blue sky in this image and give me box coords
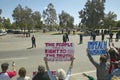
[0,0,120,25]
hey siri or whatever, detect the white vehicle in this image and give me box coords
[0,30,7,36]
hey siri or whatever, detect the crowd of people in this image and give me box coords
[1,30,120,80]
[86,42,120,80]
[0,57,75,80]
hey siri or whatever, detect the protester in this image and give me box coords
[0,62,16,80]
[79,34,83,44]
[115,32,119,42]
[101,33,105,41]
[63,34,67,43]
[32,65,50,80]
[65,33,69,41]
[87,49,109,80]
[82,73,95,80]
[44,56,75,80]
[31,35,36,48]
[108,42,118,74]
[109,32,113,42]
[92,32,96,41]
[17,67,30,80]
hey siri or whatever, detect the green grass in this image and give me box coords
[43,31,84,35]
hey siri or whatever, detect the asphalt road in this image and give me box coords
[0,33,119,80]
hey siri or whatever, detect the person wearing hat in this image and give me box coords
[0,62,16,80]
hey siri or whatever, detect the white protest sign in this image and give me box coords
[45,43,74,61]
[88,41,107,55]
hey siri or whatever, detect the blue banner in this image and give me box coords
[88,41,107,55]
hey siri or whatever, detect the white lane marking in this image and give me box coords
[71,70,96,76]
[0,57,28,61]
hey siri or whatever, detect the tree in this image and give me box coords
[2,18,11,29]
[12,4,43,31]
[79,0,106,30]
[0,9,2,29]
[103,11,117,30]
[31,11,42,29]
[59,10,74,29]
[116,20,120,28]
[42,3,57,29]
[12,4,24,29]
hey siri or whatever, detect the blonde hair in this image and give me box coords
[56,69,66,79]
[112,76,120,80]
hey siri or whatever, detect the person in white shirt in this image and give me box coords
[44,56,75,80]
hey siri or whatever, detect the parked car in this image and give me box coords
[0,30,7,36]
[13,31,23,34]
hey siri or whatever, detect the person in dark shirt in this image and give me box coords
[31,35,36,48]
[63,34,67,43]
[101,33,105,41]
[79,34,83,44]
[32,65,50,80]
[109,32,113,42]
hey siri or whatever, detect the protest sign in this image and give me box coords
[88,41,107,55]
[45,43,74,61]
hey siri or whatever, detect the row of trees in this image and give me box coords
[0,3,75,32]
[79,0,118,31]
[0,0,120,32]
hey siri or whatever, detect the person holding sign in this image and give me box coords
[87,49,109,80]
[44,56,75,80]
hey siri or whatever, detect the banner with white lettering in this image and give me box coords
[45,43,74,61]
[88,41,107,55]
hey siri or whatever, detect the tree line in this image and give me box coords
[0,0,120,32]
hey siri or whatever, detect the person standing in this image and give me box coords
[109,32,113,42]
[92,32,96,41]
[101,33,105,41]
[65,33,69,41]
[63,34,67,43]
[31,35,36,48]
[79,34,83,44]
[116,32,119,42]
[0,62,16,80]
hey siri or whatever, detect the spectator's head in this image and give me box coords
[56,69,66,80]
[1,63,9,72]
[18,67,26,77]
[38,65,45,74]
[99,55,107,63]
[112,76,120,80]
